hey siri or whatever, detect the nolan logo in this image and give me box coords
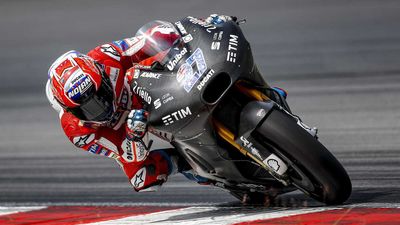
[162,106,192,125]
[67,77,92,99]
[167,48,188,71]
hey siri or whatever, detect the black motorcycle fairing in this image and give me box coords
[134,17,254,136]
[129,17,351,205]
[237,101,275,138]
[133,17,284,186]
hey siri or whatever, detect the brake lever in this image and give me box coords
[236,18,247,25]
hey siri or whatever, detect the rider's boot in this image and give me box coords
[128,149,177,192]
[176,155,212,185]
[180,169,212,185]
[271,87,318,138]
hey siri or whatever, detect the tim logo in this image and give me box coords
[226,34,238,63]
[162,107,192,125]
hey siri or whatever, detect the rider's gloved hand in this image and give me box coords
[205,14,233,24]
[126,109,149,141]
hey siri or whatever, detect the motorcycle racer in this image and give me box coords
[45,15,234,192]
[46,14,317,194]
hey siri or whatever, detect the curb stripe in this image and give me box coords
[86,207,334,225]
[0,207,46,216]
[85,207,219,225]
[236,208,400,225]
[1,206,400,224]
[0,206,181,225]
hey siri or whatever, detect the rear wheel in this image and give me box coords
[254,109,352,205]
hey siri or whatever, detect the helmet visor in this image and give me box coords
[68,74,114,122]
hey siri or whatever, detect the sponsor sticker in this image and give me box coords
[100,44,120,61]
[112,40,130,51]
[226,34,239,63]
[120,88,129,109]
[257,109,266,117]
[121,139,134,162]
[131,81,152,105]
[154,98,161,109]
[187,16,216,33]
[140,71,161,79]
[263,154,288,175]
[197,69,215,91]
[107,66,120,87]
[162,106,192,126]
[176,48,207,93]
[175,21,187,35]
[54,58,73,78]
[122,37,146,56]
[131,167,146,189]
[99,149,109,156]
[182,34,193,43]
[240,136,263,160]
[153,93,174,110]
[135,142,147,162]
[177,63,192,83]
[175,21,192,43]
[167,47,188,71]
[88,144,101,154]
[66,74,92,101]
[73,134,95,147]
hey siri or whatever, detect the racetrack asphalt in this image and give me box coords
[0,0,400,209]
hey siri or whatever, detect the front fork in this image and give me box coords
[214,81,317,186]
[213,81,290,185]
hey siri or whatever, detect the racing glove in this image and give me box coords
[205,14,233,24]
[126,109,149,141]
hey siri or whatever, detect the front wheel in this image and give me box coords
[254,109,352,205]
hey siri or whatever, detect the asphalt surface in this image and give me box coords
[0,0,400,207]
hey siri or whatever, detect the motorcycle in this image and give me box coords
[131,17,352,205]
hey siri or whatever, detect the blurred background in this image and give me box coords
[0,0,399,205]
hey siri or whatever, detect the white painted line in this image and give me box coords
[84,207,219,225]
[348,203,400,208]
[84,206,338,225]
[0,202,217,207]
[206,207,340,225]
[0,206,47,216]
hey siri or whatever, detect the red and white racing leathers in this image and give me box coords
[52,24,179,191]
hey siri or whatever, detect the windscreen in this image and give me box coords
[133,20,182,66]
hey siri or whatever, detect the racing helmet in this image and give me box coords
[48,51,114,122]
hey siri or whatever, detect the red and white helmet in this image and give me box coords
[48,51,114,122]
